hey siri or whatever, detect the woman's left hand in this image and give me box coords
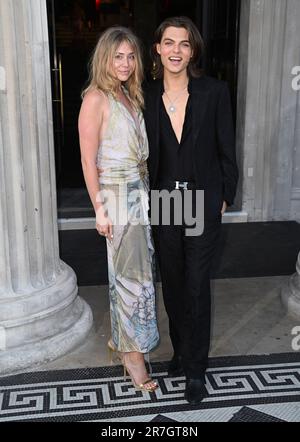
[221,201,228,215]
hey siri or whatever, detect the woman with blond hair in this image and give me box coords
[79,27,159,392]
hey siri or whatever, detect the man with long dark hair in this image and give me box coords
[144,16,238,405]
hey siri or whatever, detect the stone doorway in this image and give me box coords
[46,0,241,219]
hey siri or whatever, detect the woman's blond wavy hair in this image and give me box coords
[82,27,144,109]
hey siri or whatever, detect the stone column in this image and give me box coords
[282,252,300,319]
[237,0,300,221]
[0,0,93,375]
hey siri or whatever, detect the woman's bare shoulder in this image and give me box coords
[81,89,109,112]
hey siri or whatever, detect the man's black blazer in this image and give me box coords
[143,76,239,217]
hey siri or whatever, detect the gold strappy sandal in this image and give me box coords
[122,353,158,392]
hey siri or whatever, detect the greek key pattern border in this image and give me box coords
[1,358,300,421]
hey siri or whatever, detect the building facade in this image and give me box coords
[0,0,299,374]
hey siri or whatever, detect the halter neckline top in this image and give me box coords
[97,91,149,185]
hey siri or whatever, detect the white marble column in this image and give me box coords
[237,0,300,221]
[282,252,300,319]
[0,0,93,375]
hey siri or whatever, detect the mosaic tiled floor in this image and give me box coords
[1,353,300,422]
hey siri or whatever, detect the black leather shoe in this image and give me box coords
[184,378,207,405]
[167,355,184,377]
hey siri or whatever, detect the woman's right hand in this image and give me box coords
[95,205,113,242]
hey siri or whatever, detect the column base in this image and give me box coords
[0,264,93,376]
[0,297,93,376]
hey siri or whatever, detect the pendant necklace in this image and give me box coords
[164,85,188,113]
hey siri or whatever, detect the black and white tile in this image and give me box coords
[0,353,300,422]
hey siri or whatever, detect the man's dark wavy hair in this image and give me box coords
[151,16,205,80]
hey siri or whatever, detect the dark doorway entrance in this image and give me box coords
[47,0,240,219]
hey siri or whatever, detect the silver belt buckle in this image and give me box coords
[175,181,188,190]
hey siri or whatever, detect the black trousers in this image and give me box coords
[152,209,221,380]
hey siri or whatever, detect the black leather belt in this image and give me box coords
[158,180,197,190]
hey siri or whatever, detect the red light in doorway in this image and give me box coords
[96,0,101,11]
